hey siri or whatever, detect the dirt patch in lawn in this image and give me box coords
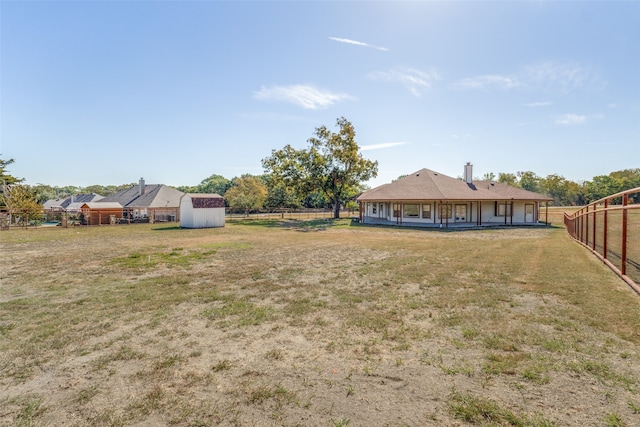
[1,221,639,426]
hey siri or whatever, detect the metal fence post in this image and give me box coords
[592,204,597,251]
[603,199,608,259]
[622,194,628,276]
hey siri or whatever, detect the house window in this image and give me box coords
[495,202,512,216]
[422,204,432,219]
[403,204,420,218]
[439,204,453,219]
[393,203,401,218]
[372,203,377,215]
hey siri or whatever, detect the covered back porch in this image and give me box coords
[358,200,550,228]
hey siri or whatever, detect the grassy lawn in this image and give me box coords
[1,220,639,426]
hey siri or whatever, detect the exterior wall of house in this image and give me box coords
[82,209,123,225]
[361,200,540,226]
[479,201,539,224]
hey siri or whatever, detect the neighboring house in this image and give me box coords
[64,202,86,215]
[43,198,65,211]
[43,193,104,212]
[357,163,553,228]
[180,193,225,229]
[97,178,183,222]
[80,202,123,225]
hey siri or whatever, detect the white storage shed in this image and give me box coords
[179,193,225,228]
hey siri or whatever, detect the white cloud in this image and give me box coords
[360,141,408,151]
[329,37,389,52]
[523,101,552,107]
[238,112,316,122]
[523,61,603,92]
[253,85,354,110]
[454,61,603,93]
[607,103,617,109]
[555,113,587,125]
[453,74,522,90]
[368,67,440,96]
[555,113,604,125]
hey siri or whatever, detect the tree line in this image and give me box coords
[2,118,639,218]
[479,169,640,206]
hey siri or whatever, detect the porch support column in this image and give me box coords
[510,200,514,225]
[504,201,508,225]
[445,202,449,228]
[545,202,549,225]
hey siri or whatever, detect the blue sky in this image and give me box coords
[2,1,639,189]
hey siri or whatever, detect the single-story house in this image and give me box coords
[180,193,225,228]
[96,178,183,223]
[43,193,104,212]
[357,163,553,228]
[80,202,123,225]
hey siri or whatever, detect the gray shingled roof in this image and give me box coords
[61,193,104,208]
[43,193,104,210]
[99,184,183,208]
[357,168,553,202]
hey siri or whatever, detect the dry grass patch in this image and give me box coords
[1,220,639,426]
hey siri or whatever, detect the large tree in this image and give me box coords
[1,157,25,210]
[540,174,581,206]
[264,183,301,210]
[197,174,232,195]
[584,168,640,203]
[0,156,23,186]
[497,172,517,187]
[516,171,541,193]
[262,117,378,218]
[224,175,268,214]
[1,184,42,224]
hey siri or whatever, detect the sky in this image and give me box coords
[2,1,639,189]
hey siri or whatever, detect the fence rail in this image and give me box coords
[0,208,356,230]
[226,208,354,221]
[564,187,640,295]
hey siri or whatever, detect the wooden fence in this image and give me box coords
[226,208,355,221]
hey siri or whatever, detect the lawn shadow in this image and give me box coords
[229,218,351,232]
[151,225,184,231]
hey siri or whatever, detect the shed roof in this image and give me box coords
[357,168,553,202]
[182,193,225,209]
